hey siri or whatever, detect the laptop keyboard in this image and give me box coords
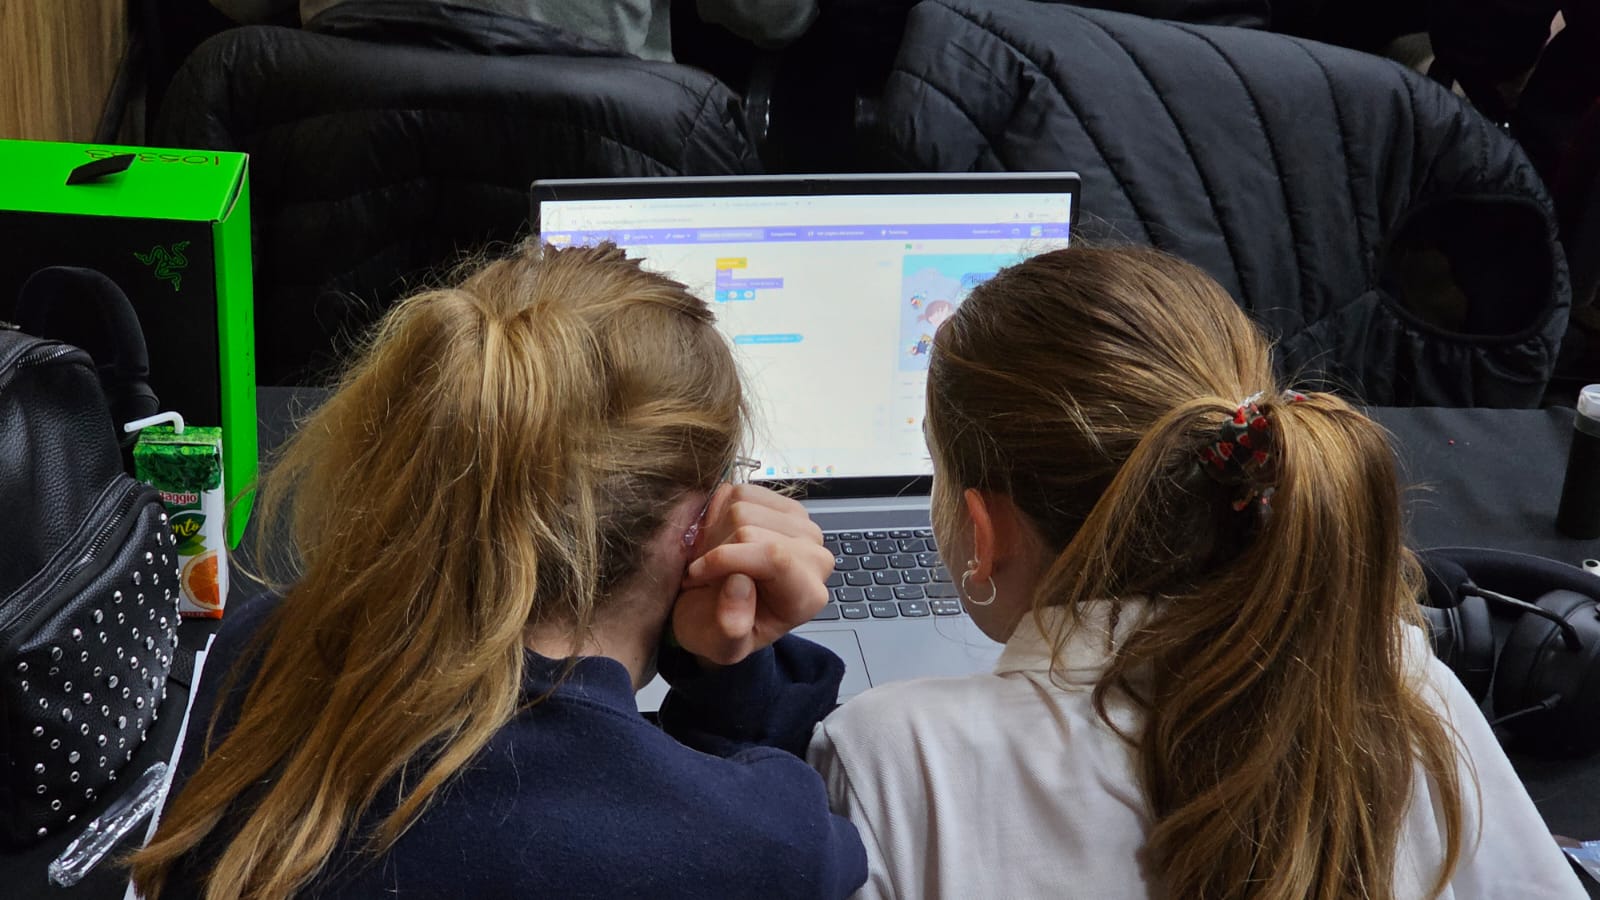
[813,529,963,622]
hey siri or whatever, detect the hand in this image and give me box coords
[671,484,834,668]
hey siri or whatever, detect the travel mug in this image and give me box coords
[1557,384,1600,539]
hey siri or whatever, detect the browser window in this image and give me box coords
[539,192,1073,479]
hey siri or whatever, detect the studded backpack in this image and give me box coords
[0,324,180,847]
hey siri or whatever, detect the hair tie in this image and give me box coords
[1197,390,1307,511]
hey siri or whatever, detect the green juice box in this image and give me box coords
[133,424,229,618]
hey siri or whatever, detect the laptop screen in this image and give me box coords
[537,183,1074,482]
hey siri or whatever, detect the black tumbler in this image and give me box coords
[1557,385,1600,539]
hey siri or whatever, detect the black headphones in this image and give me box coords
[1419,547,1600,758]
[12,266,160,444]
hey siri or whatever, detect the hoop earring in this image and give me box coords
[960,559,997,607]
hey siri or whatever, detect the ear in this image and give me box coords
[964,488,1034,582]
[964,488,999,581]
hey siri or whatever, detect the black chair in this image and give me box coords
[156,2,762,386]
[860,0,1569,407]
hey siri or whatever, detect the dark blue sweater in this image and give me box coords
[161,596,867,898]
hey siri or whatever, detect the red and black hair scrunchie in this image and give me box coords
[1197,390,1307,511]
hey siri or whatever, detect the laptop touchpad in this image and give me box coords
[796,629,872,699]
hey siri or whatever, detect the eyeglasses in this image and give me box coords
[683,455,761,549]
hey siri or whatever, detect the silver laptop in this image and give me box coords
[532,174,1081,708]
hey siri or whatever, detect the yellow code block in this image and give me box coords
[715,257,748,270]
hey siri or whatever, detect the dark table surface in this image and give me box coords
[6,392,1598,896]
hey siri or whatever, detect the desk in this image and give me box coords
[6,393,1595,896]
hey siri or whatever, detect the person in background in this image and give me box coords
[809,246,1586,899]
[128,242,865,899]
[207,0,819,60]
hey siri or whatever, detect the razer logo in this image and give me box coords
[134,241,191,291]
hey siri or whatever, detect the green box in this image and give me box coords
[0,139,255,546]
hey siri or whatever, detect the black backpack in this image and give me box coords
[0,271,180,847]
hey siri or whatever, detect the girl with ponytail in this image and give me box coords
[809,246,1583,899]
[130,242,866,899]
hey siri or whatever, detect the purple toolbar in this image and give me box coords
[544,222,1070,245]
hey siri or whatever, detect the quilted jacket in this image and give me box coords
[870,0,1569,407]
[156,1,761,385]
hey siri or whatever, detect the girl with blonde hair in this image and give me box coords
[130,242,866,899]
[809,246,1584,899]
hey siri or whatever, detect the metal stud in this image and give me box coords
[33,763,44,775]
[108,770,117,782]
[161,554,169,566]
[59,708,71,723]
[67,815,76,824]
[143,551,153,564]
[136,593,145,606]
[146,637,155,651]
[130,656,139,669]
[31,725,43,737]
[84,789,94,801]
[163,589,172,602]
[16,661,26,673]
[49,646,62,662]
[48,666,59,676]
[116,715,126,729]
[135,697,145,709]
[50,800,61,811]
[112,590,123,604]
[79,651,89,663]
[147,609,155,622]
[117,737,125,748]
[108,675,118,689]
[69,771,79,783]
[36,827,46,837]
[98,632,107,643]
[92,610,103,624]
[125,750,132,762]
[132,571,141,586]
[35,785,46,795]
[92,666,102,678]
[131,629,140,642]
[81,692,91,705]
[121,687,129,699]
[100,705,109,716]
[37,697,47,709]
[116,612,125,625]
[158,616,168,630]
[96,734,106,747]
[115,647,124,659]
[68,751,79,763]
[151,572,159,585]
[70,628,82,642]
[97,756,105,767]
[159,512,167,524]
[20,680,27,693]
[62,681,72,692]
[79,723,88,735]
[49,739,60,750]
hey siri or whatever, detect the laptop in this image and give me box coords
[532,174,1081,709]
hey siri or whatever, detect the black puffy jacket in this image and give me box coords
[157,2,761,385]
[869,0,1568,407]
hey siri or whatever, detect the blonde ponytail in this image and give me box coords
[130,243,744,899]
